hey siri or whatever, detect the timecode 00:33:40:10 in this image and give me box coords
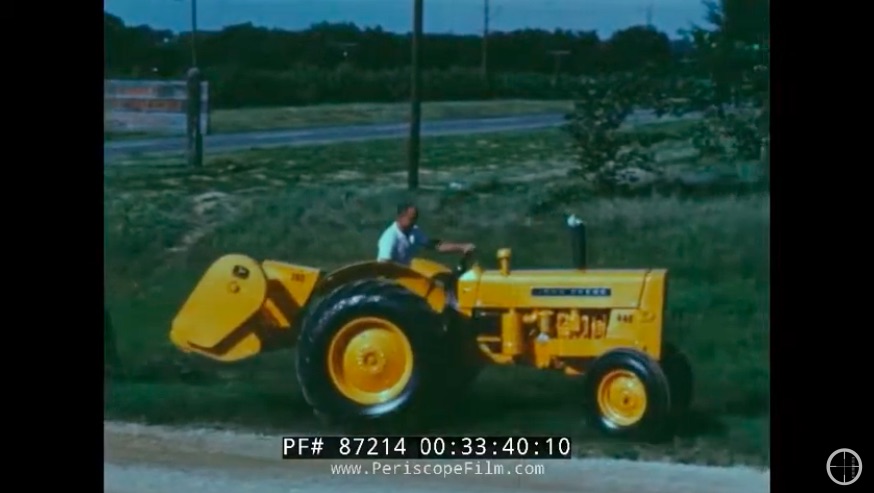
[416,436,572,459]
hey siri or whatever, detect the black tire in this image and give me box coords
[584,348,671,439]
[296,279,444,428]
[436,311,485,397]
[430,272,484,397]
[661,343,693,412]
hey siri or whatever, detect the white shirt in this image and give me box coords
[377,222,430,266]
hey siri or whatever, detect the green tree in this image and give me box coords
[683,0,769,111]
[562,0,771,192]
[684,0,769,167]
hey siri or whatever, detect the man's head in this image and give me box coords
[395,202,419,232]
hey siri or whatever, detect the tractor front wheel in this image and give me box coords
[584,348,671,439]
[296,279,444,429]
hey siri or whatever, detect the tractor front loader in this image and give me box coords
[170,215,693,438]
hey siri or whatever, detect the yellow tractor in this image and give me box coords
[169,215,692,438]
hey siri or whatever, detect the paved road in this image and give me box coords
[104,421,769,493]
[103,110,699,164]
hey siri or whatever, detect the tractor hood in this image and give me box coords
[458,268,665,310]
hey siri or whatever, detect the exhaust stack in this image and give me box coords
[567,214,587,270]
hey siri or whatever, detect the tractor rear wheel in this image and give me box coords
[296,279,444,428]
[660,343,693,413]
[584,348,671,439]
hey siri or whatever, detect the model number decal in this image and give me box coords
[531,287,611,297]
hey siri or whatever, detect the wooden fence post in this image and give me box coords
[187,68,204,168]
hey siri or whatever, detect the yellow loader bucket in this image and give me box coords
[170,254,268,362]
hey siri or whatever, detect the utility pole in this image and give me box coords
[645,2,653,28]
[190,0,198,66]
[547,50,570,87]
[186,0,202,167]
[407,0,423,190]
[481,0,490,83]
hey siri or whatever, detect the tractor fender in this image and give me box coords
[408,258,454,279]
[310,258,451,314]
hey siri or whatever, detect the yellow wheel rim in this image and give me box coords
[327,317,414,405]
[596,369,647,427]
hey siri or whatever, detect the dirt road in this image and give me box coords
[104,421,769,493]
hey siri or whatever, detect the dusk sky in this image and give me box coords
[104,0,709,38]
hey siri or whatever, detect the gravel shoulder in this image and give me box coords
[104,421,769,493]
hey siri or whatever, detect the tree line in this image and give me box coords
[105,11,692,108]
[105,13,690,78]
[103,0,767,110]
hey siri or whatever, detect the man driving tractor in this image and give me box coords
[377,202,475,266]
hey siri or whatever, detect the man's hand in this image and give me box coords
[461,243,476,254]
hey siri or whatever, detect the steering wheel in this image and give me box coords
[455,249,476,277]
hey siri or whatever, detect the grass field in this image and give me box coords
[104,127,769,467]
[104,99,572,140]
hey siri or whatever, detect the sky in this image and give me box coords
[104,0,709,38]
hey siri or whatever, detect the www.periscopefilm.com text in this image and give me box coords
[330,461,547,476]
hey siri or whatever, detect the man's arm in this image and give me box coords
[417,228,474,254]
[424,237,474,254]
[434,241,475,253]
